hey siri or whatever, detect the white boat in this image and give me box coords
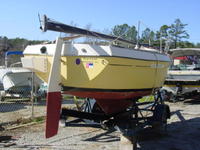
[0,51,42,101]
[163,48,200,100]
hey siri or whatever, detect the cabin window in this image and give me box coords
[40,46,47,54]
[81,48,87,53]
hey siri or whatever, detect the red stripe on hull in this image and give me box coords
[65,90,151,100]
[46,92,62,138]
[64,90,152,114]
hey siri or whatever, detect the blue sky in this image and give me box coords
[0,0,199,43]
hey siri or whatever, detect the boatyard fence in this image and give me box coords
[0,70,76,129]
[0,72,47,128]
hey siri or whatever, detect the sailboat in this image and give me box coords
[21,15,171,138]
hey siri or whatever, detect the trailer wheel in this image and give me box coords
[152,104,170,131]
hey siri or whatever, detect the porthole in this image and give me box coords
[40,46,47,54]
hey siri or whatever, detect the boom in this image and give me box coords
[40,15,136,45]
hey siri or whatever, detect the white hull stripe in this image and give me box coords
[24,44,170,62]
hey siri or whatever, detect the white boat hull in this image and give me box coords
[0,67,41,92]
[164,70,200,97]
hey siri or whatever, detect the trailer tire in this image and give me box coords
[152,104,170,131]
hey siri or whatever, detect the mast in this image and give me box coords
[136,21,140,47]
[160,31,162,52]
[40,15,136,46]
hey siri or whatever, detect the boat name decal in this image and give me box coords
[82,57,97,60]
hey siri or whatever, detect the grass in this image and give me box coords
[138,95,155,102]
[4,116,45,130]
[31,116,45,123]
[63,95,85,101]
[16,116,45,125]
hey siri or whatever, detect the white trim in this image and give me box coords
[47,38,63,93]
[23,43,170,62]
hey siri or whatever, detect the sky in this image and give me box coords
[0,0,200,43]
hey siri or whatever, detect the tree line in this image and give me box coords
[112,19,200,49]
[0,37,45,53]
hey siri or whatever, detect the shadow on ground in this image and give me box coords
[65,119,119,143]
[184,98,200,104]
[0,135,17,148]
[84,128,119,142]
[137,110,200,150]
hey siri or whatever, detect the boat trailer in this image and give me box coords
[163,79,200,102]
[60,90,170,150]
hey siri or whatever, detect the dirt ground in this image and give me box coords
[1,99,200,150]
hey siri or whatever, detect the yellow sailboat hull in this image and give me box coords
[24,55,169,91]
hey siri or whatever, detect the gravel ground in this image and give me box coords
[1,99,200,150]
